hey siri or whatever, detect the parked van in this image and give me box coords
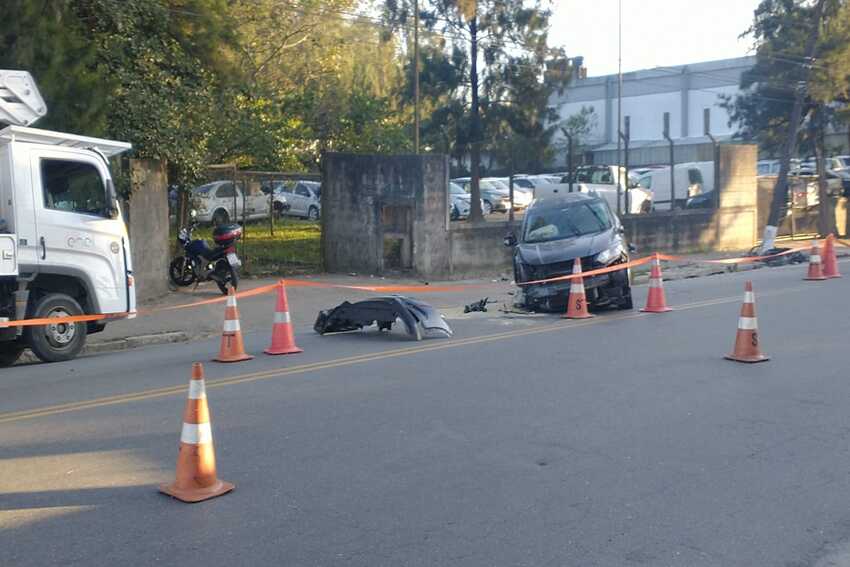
[635,162,715,210]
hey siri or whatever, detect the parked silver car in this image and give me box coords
[273,180,321,220]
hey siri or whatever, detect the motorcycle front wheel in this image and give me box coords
[215,261,239,295]
[169,256,196,286]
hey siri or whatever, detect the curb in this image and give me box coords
[17,331,189,365]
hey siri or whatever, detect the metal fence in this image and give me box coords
[173,165,320,272]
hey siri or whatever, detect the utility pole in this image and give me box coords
[414,0,420,154]
[616,0,622,216]
[468,9,483,222]
[761,0,827,253]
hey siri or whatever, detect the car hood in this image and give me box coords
[517,229,613,266]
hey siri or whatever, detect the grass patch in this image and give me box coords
[193,219,321,275]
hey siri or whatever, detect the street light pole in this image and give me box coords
[616,0,623,216]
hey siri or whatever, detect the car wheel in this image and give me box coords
[308,206,320,221]
[212,209,229,226]
[24,293,87,363]
[482,201,492,215]
[0,342,24,367]
[273,201,286,219]
[450,205,459,221]
[618,285,634,310]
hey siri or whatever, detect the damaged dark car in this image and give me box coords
[505,193,634,312]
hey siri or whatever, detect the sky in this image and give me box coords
[548,0,763,77]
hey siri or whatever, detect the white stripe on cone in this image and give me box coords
[570,283,584,293]
[223,319,240,333]
[274,311,291,324]
[226,295,237,307]
[744,291,755,303]
[649,278,662,289]
[180,422,213,445]
[738,316,758,330]
[188,380,206,400]
[811,255,821,263]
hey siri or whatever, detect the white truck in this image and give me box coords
[534,165,651,214]
[0,70,136,366]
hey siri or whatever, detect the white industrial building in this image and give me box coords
[549,56,756,167]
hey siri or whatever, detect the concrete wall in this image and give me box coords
[449,221,514,276]
[321,153,451,276]
[128,159,169,301]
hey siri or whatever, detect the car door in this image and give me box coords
[30,149,130,314]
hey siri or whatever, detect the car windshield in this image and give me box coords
[523,200,612,243]
[193,184,216,195]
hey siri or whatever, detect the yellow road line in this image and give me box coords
[0,286,804,425]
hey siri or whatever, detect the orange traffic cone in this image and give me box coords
[563,258,594,319]
[805,240,827,281]
[640,255,672,313]
[823,234,841,278]
[214,288,253,363]
[160,363,235,503]
[725,281,769,363]
[265,280,303,355]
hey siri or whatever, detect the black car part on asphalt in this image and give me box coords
[314,296,453,341]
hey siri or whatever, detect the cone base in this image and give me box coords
[805,276,827,281]
[562,313,594,319]
[640,306,672,313]
[214,353,254,363]
[724,353,770,363]
[826,273,842,279]
[264,346,303,355]
[159,479,235,503]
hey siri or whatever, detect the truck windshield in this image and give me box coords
[523,200,612,243]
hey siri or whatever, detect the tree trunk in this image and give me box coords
[761,0,826,252]
[468,12,483,222]
[816,106,837,236]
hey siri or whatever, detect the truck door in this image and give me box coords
[30,151,129,315]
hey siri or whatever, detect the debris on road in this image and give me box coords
[314,296,453,340]
[464,298,493,313]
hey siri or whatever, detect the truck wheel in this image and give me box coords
[24,294,87,363]
[307,206,320,221]
[0,342,24,367]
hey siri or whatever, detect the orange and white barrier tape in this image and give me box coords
[2,239,847,329]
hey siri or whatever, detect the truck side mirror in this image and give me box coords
[504,233,517,247]
[105,179,120,220]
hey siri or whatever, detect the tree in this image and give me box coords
[385,0,559,220]
[723,0,843,246]
[0,0,110,136]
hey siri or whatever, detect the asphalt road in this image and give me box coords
[2,261,850,567]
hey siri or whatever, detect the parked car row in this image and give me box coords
[189,179,321,225]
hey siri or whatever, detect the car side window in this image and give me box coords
[296,186,311,198]
[216,183,236,199]
[638,175,651,189]
[40,158,107,216]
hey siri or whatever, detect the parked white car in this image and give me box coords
[192,180,270,225]
[272,180,321,220]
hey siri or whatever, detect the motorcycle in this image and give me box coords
[169,210,243,295]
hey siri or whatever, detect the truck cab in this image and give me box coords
[0,71,135,366]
